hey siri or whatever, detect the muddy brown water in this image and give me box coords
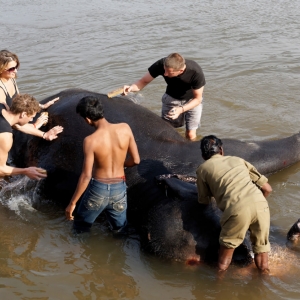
[1,0,300,299]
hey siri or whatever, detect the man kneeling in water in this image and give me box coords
[65,96,140,234]
[196,135,272,273]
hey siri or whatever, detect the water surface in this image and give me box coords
[1,0,300,299]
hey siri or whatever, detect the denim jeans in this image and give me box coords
[74,178,127,232]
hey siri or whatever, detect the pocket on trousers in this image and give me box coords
[83,189,105,211]
[112,196,127,212]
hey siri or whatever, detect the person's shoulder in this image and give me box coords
[227,155,244,161]
[121,122,134,134]
[186,59,202,71]
[154,57,165,64]
[223,155,247,166]
[115,122,131,129]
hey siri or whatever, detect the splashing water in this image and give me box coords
[0,176,43,219]
[123,92,144,104]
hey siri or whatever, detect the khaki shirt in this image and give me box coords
[196,154,268,212]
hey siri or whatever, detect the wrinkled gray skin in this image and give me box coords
[11,89,300,266]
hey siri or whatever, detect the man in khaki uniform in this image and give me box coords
[196,135,272,273]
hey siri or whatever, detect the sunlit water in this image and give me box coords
[1,0,300,299]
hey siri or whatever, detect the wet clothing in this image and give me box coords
[148,58,206,101]
[196,154,270,253]
[0,79,17,107]
[0,106,12,134]
[74,178,127,233]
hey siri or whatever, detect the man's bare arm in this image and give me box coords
[123,72,154,95]
[124,129,140,167]
[0,133,47,180]
[13,123,64,141]
[65,138,94,220]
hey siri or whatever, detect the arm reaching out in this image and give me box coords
[40,97,60,109]
[65,138,94,220]
[123,72,154,95]
[13,123,64,141]
[124,128,140,167]
[0,133,47,180]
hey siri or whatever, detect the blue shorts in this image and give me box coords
[74,178,127,232]
[161,93,203,130]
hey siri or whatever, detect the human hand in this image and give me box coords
[65,203,76,220]
[123,85,132,95]
[25,167,47,180]
[43,97,60,109]
[166,106,182,120]
[261,182,272,198]
[34,112,48,129]
[43,126,64,141]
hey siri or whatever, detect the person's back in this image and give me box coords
[198,154,267,212]
[65,96,140,234]
[88,122,134,180]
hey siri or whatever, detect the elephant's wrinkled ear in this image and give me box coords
[155,174,197,201]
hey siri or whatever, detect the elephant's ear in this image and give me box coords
[155,174,198,201]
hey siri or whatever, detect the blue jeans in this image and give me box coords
[74,178,127,232]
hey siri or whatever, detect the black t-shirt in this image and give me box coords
[148,58,206,100]
[0,104,12,134]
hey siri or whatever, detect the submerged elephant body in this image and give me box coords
[11,89,300,265]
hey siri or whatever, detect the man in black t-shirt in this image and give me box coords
[123,53,205,140]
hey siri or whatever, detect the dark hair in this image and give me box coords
[200,135,223,160]
[76,96,104,121]
[10,94,40,115]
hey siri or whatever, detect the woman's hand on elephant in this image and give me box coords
[65,203,76,220]
[43,126,64,141]
[41,97,60,109]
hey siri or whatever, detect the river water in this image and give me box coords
[1,0,300,299]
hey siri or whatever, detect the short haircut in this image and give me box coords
[0,50,20,76]
[10,94,41,115]
[76,96,104,121]
[164,53,185,70]
[200,135,223,160]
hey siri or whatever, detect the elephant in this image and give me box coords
[287,219,300,242]
[11,88,300,266]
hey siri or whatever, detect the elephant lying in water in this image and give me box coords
[11,89,300,266]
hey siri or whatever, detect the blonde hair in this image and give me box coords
[164,53,185,70]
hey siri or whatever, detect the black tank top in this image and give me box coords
[0,104,12,134]
[0,79,17,107]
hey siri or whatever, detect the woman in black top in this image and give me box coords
[0,50,58,128]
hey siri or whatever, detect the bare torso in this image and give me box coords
[84,121,135,182]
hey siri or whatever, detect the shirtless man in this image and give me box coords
[0,94,63,180]
[65,96,140,234]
